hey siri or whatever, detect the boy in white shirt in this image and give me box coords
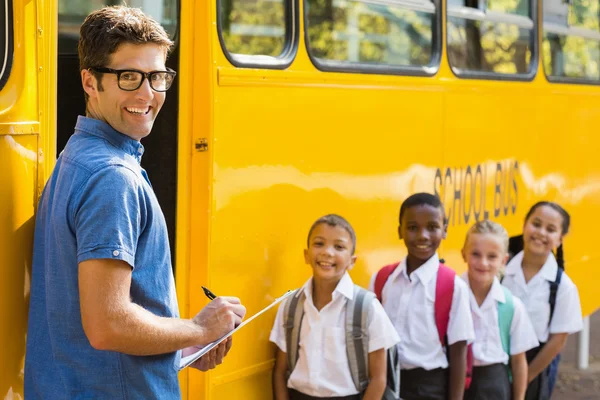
[461,220,539,400]
[369,193,475,400]
[270,214,400,400]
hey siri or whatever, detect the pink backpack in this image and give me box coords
[374,262,473,389]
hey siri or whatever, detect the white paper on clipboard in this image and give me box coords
[179,289,295,370]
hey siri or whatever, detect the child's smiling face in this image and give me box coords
[463,233,508,286]
[523,205,565,258]
[399,204,446,265]
[304,223,356,283]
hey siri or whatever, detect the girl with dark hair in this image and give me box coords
[502,202,583,400]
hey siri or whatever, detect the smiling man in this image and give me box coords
[24,6,246,399]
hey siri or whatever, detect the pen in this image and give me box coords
[202,286,217,301]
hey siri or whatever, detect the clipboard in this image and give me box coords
[179,289,296,369]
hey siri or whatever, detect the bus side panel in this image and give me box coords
[0,134,38,399]
[439,81,538,270]
[434,79,600,315]
[179,0,215,398]
[1,0,56,396]
[206,70,444,398]
[535,87,600,317]
[0,0,43,397]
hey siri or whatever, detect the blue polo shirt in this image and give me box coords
[25,116,181,399]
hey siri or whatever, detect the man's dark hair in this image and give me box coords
[78,6,173,101]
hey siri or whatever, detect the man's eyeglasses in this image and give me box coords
[89,67,177,92]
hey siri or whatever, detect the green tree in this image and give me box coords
[220,0,286,56]
[542,0,599,79]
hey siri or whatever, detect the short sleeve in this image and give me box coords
[549,274,583,335]
[367,299,400,352]
[509,296,539,355]
[269,300,288,353]
[72,166,146,268]
[368,273,376,292]
[447,276,476,345]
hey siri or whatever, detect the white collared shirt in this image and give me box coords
[462,274,539,366]
[368,254,475,370]
[502,251,583,343]
[270,273,400,397]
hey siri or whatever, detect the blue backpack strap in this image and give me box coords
[346,285,375,393]
[498,286,514,356]
[284,289,305,378]
[498,286,515,382]
[548,267,563,327]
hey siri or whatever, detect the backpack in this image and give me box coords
[373,263,471,387]
[466,285,515,384]
[498,286,515,378]
[284,285,400,399]
[497,263,563,382]
[507,234,564,323]
[503,244,563,327]
[548,267,563,326]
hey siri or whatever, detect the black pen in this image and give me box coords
[202,286,217,301]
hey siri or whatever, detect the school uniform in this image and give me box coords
[462,274,539,400]
[368,254,475,400]
[502,251,583,400]
[270,272,400,399]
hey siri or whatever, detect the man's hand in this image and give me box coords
[192,296,246,343]
[184,338,233,371]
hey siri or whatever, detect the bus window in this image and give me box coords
[1,0,14,91]
[305,0,439,75]
[58,0,178,54]
[447,0,535,78]
[543,0,600,82]
[217,0,298,68]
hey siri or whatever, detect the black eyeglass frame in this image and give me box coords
[89,67,177,92]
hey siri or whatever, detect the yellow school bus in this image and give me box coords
[2,0,599,398]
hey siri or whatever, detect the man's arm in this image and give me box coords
[79,258,245,355]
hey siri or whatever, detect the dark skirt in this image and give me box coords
[464,363,512,400]
[525,346,550,400]
[289,389,361,400]
[400,367,448,400]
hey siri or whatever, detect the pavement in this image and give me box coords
[554,310,600,399]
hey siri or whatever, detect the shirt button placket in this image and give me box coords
[313,316,321,391]
[398,283,411,335]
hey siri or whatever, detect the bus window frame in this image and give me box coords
[446,0,539,81]
[58,0,181,53]
[216,0,300,69]
[0,0,14,91]
[303,0,442,76]
[542,17,600,84]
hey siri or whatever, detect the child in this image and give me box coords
[270,214,400,400]
[461,220,539,400]
[502,202,583,400]
[369,193,475,400]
